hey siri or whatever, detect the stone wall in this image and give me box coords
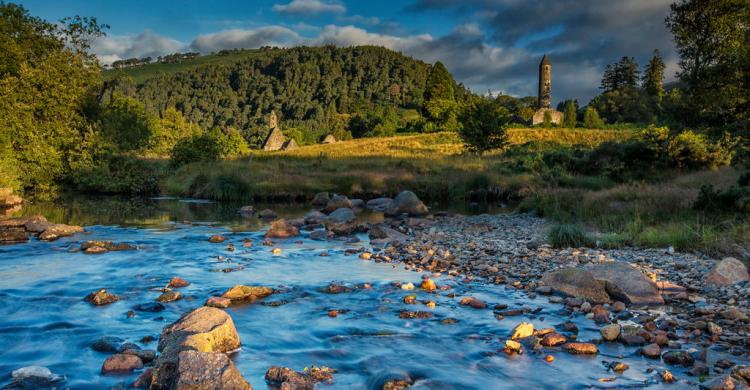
[531,108,564,126]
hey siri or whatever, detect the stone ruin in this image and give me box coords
[321,134,337,144]
[531,55,563,126]
[262,111,287,151]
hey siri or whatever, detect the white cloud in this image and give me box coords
[272,0,345,15]
[189,26,300,53]
[92,30,184,64]
[313,25,432,52]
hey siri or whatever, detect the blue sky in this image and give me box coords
[18,0,679,104]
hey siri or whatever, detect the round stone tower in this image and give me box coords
[538,54,551,109]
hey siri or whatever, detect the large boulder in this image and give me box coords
[38,224,84,241]
[384,191,429,217]
[704,257,750,286]
[303,210,327,225]
[368,224,409,246]
[326,208,355,224]
[323,194,352,214]
[264,219,299,239]
[264,366,314,390]
[152,307,249,389]
[0,227,29,244]
[311,192,330,208]
[586,262,664,305]
[366,197,393,212]
[221,285,274,303]
[9,366,63,388]
[541,268,610,304]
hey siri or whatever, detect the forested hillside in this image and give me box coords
[107,46,471,144]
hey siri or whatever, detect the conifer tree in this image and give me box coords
[642,49,666,98]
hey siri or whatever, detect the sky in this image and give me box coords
[18,0,680,104]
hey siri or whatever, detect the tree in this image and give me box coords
[423,61,460,130]
[583,106,605,128]
[562,100,578,128]
[600,57,640,92]
[589,88,657,124]
[666,0,750,126]
[642,49,666,98]
[458,99,511,154]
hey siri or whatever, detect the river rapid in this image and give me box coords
[0,197,730,389]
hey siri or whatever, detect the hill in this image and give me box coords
[104,46,470,145]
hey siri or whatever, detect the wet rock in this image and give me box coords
[91,336,123,353]
[38,224,83,241]
[369,224,409,245]
[309,229,328,241]
[611,301,626,313]
[258,209,277,219]
[420,278,436,291]
[131,368,153,388]
[350,199,365,211]
[541,268,610,304]
[591,305,610,324]
[156,291,181,303]
[173,350,251,390]
[562,342,598,355]
[585,262,664,305]
[81,240,136,252]
[168,277,190,288]
[208,234,226,243]
[459,297,487,309]
[122,348,156,363]
[600,324,621,341]
[504,339,522,354]
[326,207,355,223]
[541,333,567,347]
[133,302,165,312]
[85,289,119,306]
[323,194,352,214]
[384,191,429,217]
[10,366,63,388]
[84,245,108,254]
[399,310,433,319]
[311,192,330,208]
[611,362,629,372]
[662,370,676,383]
[265,219,299,239]
[381,378,413,390]
[641,343,661,359]
[221,285,273,303]
[366,197,393,212]
[708,321,723,336]
[699,374,747,390]
[205,297,231,309]
[238,205,255,217]
[0,227,29,244]
[704,257,750,286]
[265,366,314,390]
[662,350,695,367]
[511,322,535,340]
[304,210,327,225]
[721,307,749,322]
[101,353,143,374]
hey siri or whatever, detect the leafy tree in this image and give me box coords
[562,100,578,128]
[642,49,666,98]
[170,134,223,168]
[666,0,750,126]
[99,95,160,153]
[589,87,657,124]
[600,57,640,92]
[583,106,605,128]
[423,61,459,130]
[458,99,511,154]
[149,107,203,156]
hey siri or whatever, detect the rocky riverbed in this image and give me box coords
[1,194,750,389]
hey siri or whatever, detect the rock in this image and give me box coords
[382,378,413,390]
[611,362,629,373]
[662,350,695,367]
[585,262,664,305]
[511,322,535,340]
[327,207,356,224]
[304,210,327,225]
[309,229,328,241]
[641,343,661,359]
[221,285,274,303]
[37,224,83,241]
[459,297,487,309]
[81,240,136,252]
[366,197,393,212]
[85,289,119,306]
[205,296,231,308]
[152,307,246,388]
[591,305,610,324]
[325,219,364,236]
[258,209,277,219]
[384,191,429,217]
[84,245,108,254]
[504,339,522,354]
[721,307,749,322]
[600,324,621,341]
[265,366,314,390]
[323,194,352,214]
[10,366,63,388]
[541,333,567,347]
[133,302,165,312]
[421,278,437,291]
[173,350,251,390]
[541,268,610,304]
[708,321,723,336]
[131,368,153,388]
[0,227,29,244]
[265,219,299,239]
[699,374,747,390]
[611,301,626,312]
[123,348,156,363]
[208,234,227,243]
[156,291,181,303]
[21,216,53,234]
[563,342,598,355]
[168,277,190,288]
[704,257,750,286]
[350,199,365,210]
[101,353,143,374]
[239,205,255,217]
[369,224,410,245]
[311,192,330,208]
[91,336,123,353]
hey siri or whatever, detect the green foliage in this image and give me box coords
[694,184,750,213]
[548,223,592,248]
[99,95,160,153]
[583,107,605,128]
[600,56,640,92]
[170,134,223,168]
[209,127,249,157]
[542,110,553,128]
[589,87,657,124]
[423,61,460,131]
[562,100,578,128]
[642,49,666,98]
[70,155,161,195]
[458,99,511,154]
[149,107,202,156]
[667,130,736,169]
[666,0,750,127]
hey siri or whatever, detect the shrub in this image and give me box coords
[71,155,161,195]
[548,223,592,248]
[170,134,223,168]
[583,107,605,128]
[667,130,735,169]
[458,99,511,154]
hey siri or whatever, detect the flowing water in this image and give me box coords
[0,197,719,389]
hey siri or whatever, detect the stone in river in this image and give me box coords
[265,366,314,390]
[131,368,153,388]
[511,322,535,340]
[205,297,231,308]
[122,348,156,363]
[662,350,695,367]
[174,350,251,389]
[265,219,299,239]
[585,262,664,305]
[85,289,119,306]
[323,194,352,214]
[563,342,598,355]
[311,192,330,208]
[91,336,123,353]
[541,333,567,347]
[382,378,413,390]
[0,227,29,244]
[326,207,356,223]
[591,305,610,324]
[459,297,487,309]
[221,285,274,302]
[541,268,610,304]
[384,191,429,217]
[258,209,277,219]
[10,366,63,388]
[641,343,661,359]
[156,290,181,303]
[208,234,227,243]
[168,277,190,288]
[133,302,165,312]
[37,223,84,241]
[101,353,143,374]
[84,245,108,254]
[704,257,750,286]
[600,324,621,341]
[366,197,393,212]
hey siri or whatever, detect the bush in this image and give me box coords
[667,130,735,169]
[548,223,592,248]
[170,134,223,168]
[71,155,161,195]
[583,107,605,128]
[458,99,511,154]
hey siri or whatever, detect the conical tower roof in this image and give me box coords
[540,54,550,66]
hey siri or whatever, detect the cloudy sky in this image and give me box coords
[21,0,679,104]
